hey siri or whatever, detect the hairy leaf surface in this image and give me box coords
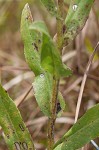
[29,21,72,77]
[40,0,57,17]
[64,0,94,45]
[21,4,44,76]
[33,72,53,117]
[21,4,72,117]
[0,84,34,150]
[54,104,99,150]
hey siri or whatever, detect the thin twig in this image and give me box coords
[74,42,99,123]
[87,73,99,81]
[79,73,99,81]
[64,77,82,95]
[17,85,33,107]
[75,42,99,150]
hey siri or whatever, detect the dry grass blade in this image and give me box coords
[87,74,99,81]
[26,116,74,127]
[0,66,30,71]
[3,72,33,90]
[75,41,99,123]
[62,51,76,62]
[64,77,82,95]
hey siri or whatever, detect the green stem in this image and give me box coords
[48,77,59,150]
[48,1,64,150]
[57,0,64,54]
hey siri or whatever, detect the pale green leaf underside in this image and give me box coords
[64,0,94,44]
[54,104,99,150]
[40,0,57,17]
[21,3,44,76]
[0,84,34,150]
[33,72,53,117]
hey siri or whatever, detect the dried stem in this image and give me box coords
[75,42,99,150]
[74,42,99,123]
[17,85,33,107]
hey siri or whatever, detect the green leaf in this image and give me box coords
[21,4,72,117]
[64,0,94,44]
[33,72,53,117]
[0,84,34,150]
[30,21,50,37]
[29,21,72,78]
[21,4,72,78]
[54,104,99,150]
[40,0,57,17]
[21,3,44,76]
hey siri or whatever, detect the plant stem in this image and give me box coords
[48,1,64,149]
[57,0,64,54]
[48,77,59,150]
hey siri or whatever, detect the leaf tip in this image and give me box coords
[24,3,30,10]
[22,3,33,23]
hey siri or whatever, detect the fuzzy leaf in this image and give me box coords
[64,0,94,44]
[41,0,61,19]
[54,104,99,150]
[0,84,34,150]
[29,21,72,78]
[33,72,53,117]
[41,34,72,77]
[29,21,50,37]
[21,3,44,76]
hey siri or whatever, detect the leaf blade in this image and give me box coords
[33,72,53,117]
[64,0,94,45]
[40,0,57,17]
[21,3,44,76]
[0,84,34,150]
[29,21,72,77]
[54,104,99,150]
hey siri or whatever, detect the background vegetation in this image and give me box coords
[0,0,99,149]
